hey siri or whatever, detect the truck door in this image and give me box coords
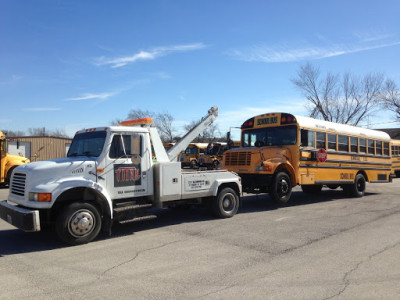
[105,132,150,200]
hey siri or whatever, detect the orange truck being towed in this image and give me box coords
[0,130,30,186]
[222,112,392,204]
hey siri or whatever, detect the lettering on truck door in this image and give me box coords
[105,133,149,199]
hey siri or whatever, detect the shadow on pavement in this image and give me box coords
[0,188,378,255]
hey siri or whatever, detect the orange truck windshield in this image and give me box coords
[242,125,298,147]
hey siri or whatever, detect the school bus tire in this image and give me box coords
[301,184,322,194]
[343,173,366,198]
[212,160,219,170]
[269,172,292,204]
[351,173,366,197]
[5,166,17,186]
[327,184,339,190]
[190,160,198,169]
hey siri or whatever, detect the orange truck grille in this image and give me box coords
[224,151,251,166]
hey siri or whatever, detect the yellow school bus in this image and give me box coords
[163,142,175,152]
[0,130,30,186]
[391,139,400,177]
[228,140,240,149]
[222,112,392,204]
[198,142,227,169]
[180,143,208,168]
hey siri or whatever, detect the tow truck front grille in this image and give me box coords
[11,173,26,197]
[224,151,251,166]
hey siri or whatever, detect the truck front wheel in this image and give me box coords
[56,202,102,246]
[269,172,292,204]
[210,187,239,218]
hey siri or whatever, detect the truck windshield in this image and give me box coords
[67,131,107,157]
[242,125,298,147]
[206,145,220,155]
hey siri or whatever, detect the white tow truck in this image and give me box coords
[0,107,241,245]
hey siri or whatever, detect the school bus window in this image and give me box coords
[391,145,398,156]
[301,129,315,148]
[383,142,389,156]
[267,126,297,145]
[368,139,375,155]
[375,140,382,155]
[242,125,297,147]
[328,133,336,150]
[360,138,366,153]
[316,132,326,149]
[338,135,349,152]
[350,137,358,152]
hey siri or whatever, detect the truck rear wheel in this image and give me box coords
[210,187,239,218]
[190,160,198,169]
[346,173,366,198]
[56,202,102,246]
[269,172,292,204]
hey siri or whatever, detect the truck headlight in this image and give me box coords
[255,165,272,172]
[29,192,52,202]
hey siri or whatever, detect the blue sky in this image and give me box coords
[1,1,400,139]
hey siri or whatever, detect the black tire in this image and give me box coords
[212,160,219,170]
[209,187,239,218]
[190,160,198,169]
[269,172,292,204]
[56,202,102,246]
[327,184,339,190]
[348,173,366,198]
[5,166,17,186]
[301,185,322,194]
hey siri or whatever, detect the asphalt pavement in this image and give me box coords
[1,180,400,299]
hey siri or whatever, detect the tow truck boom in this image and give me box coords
[167,106,218,161]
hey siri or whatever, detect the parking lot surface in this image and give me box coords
[1,180,400,299]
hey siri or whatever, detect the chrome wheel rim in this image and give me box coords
[68,209,96,238]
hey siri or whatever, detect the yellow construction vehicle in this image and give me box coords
[0,131,30,186]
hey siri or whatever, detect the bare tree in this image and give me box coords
[380,79,400,120]
[28,127,47,136]
[292,63,385,125]
[184,119,221,143]
[155,112,174,142]
[27,127,69,138]
[2,130,25,137]
[127,109,155,120]
[115,109,175,142]
[50,129,69,138]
